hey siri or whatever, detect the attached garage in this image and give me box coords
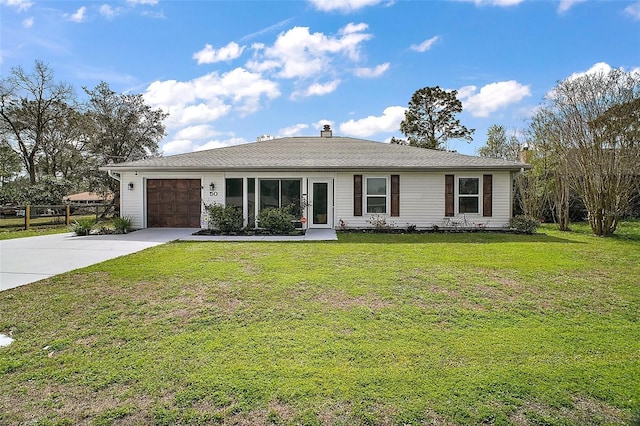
[146,179,201,228]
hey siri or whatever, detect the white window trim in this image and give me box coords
[365,176,389,215]
[457,176,481,215]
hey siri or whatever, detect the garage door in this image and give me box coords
[147,179,201,228]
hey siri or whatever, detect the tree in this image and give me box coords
[84,81,167,198]
[522,115,572,231]
[37,102,90,186]
[0,61,76,183]
[389,136,408,145]
[477,124,522,161]
[0,139,22,187]
[537,68,640,236]
[400,86,474,150]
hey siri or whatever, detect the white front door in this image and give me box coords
[308,179,333,228]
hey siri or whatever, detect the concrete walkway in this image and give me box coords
[0,228,337,291]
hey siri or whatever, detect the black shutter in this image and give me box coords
[445,175,454,217]
[391,175,400,217]
[483,175,492,217]
[354,175,362,216]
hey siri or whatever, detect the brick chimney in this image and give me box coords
[320,124,332,138]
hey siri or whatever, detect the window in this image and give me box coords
[247,178,255,227]
[458,177,479,214]
[366,177,387,214]
[259,179,302,216]
[225,178,243,208]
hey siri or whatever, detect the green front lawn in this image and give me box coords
[1,226,638,425]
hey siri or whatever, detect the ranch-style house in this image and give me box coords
[103,129,529,231]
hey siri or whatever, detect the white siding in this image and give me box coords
[334,170,513,230]
[119,169,514,229]
[118,171,216,229]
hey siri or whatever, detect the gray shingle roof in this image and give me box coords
[103,136,529,171]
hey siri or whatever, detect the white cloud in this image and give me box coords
[557,0,586,14]
[313,119,334,130]
[193,42,245,65]
[99,4,118,19]
[278,123,309,137]
[458,80,531,117]
[127,0,158,4]
[461,0,523,6]
[625,2,640,20]
[162,139,195,156]
[162,136,247,155]
[173,125,221,141]
[565,62,613,81]
[69,6,87,23]
[308,0,385,12]
[248,23,373,80]
[178,102,231,126]
[0,0,33,11]
[145,68,280,114]
[145,68,280,130]
[339,106,406,137]
[144,79,197,108]
[194,137,247,151]
[354,62,389,78]
[410,36,440,53]
[293,80,341,99]
[22,17,34,28]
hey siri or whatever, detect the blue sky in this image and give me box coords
[1,0,639,156]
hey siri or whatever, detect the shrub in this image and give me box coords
[206,203,244,233]
[112,216,132,234]
[509,215,540,234]
[70,217,95,236]
[367,214,395,231]
[258,207,295,234]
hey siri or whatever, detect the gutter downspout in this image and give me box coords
[107,169,121,182]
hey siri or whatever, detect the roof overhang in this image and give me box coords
[101,164,532,173]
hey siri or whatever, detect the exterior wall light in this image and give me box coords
[128,182,134,190]
[209,182,215,191]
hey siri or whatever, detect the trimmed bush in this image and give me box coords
[207,203,243,233]
[509,215,540,234]
[258,207,295,234]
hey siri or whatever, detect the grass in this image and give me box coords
[0,215,112,240]
[0,225,639,425]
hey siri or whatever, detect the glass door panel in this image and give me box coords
[312,182,328,225]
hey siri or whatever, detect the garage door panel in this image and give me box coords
[147,179,201,228]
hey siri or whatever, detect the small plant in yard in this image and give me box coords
[367,214,395,231]
[206,203,244,233]
[111,216,132,234]
[70,217,95,236]
[257,207,295,234]
[509,215,541,234]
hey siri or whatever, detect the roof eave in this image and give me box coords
[100,164,531,173]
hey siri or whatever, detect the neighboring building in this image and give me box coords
[102,130,530,230]
[63,192,114,204]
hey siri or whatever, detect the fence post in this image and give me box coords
[25,204,30,230]
[66,204,71,225]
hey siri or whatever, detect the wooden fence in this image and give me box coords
[0,204,116,230]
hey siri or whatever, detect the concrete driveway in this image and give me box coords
[0,229,195,291]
